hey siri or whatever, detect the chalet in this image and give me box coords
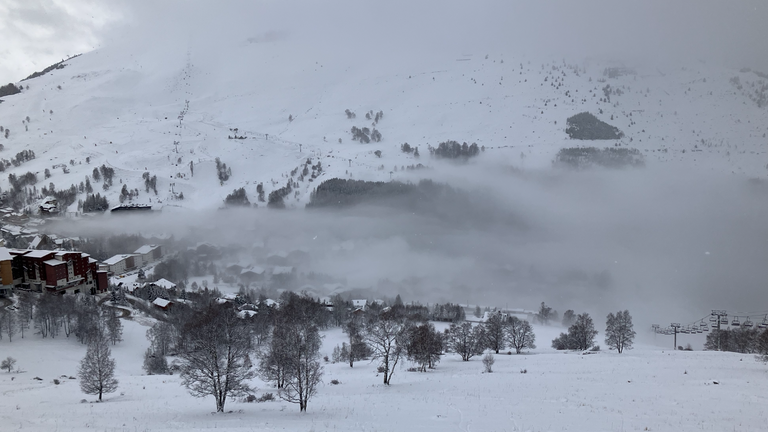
[39,197,59,215]
[240,266,265,284]
[134,244,162,263]
[148,278,176,292]
[152,297,172,311]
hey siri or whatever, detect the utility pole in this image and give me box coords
[670,323,681,350]
[652,324,660,343]
[711,310,727,351]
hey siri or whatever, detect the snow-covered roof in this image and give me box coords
[151,278,176,289]
[258,298,278,308]
[352,299,367,308]
[152,298,171,308]
[241,266,265,275]
[134,244,159,255]
[23,250,55,259]
[43,259,66,267]
[103,254,134,265]
[0,247,13,261]
[29,236,42,249]
[238,310,257,318]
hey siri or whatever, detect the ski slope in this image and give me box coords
[0,27,765,212]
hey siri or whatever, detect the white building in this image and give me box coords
[102,254,139,275]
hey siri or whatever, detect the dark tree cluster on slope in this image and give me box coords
[344,109,356,119]
[554,146,645,169]
[350,126,371,143]
[256,182,265,202]
[215,157,231,183]
[7,172,37,191]
[0,83,22,98]
[119,184,140,203]
[10,150,35,167]
[21,56,77,81]
[224,187,250,207]
[81,193,109,212]
[267,180,292,209]
[428,140,480,160]
[142,172,158,194]
[552,313,598,351]
[92,165,115,188]
[565,112,624,140]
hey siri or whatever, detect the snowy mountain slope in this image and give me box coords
[0,30,766,212]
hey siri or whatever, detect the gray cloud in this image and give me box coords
[0,0,121,83]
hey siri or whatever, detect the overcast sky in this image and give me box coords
[1,0,768,84]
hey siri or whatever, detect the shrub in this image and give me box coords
[257,392,274,402]
[482,353,495,373]
[330,379,340,385]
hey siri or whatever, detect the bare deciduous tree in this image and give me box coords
[278,321,323,411]
[446,322,485,361]
[567,313,599,351]
[605,310,635,353]
[178,305,254,412]
[1,356,16,372]
[78,331,118,401]
[506,317,537,354]
[365,312,406,385]
[483,313,506,353]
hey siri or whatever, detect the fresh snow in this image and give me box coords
[0,319,765,432]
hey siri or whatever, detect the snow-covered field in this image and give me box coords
[1,317,766,432]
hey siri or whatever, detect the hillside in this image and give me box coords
[0,32,766,213]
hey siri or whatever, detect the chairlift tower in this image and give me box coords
[711,310,727,351]
[670,323,681,349]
